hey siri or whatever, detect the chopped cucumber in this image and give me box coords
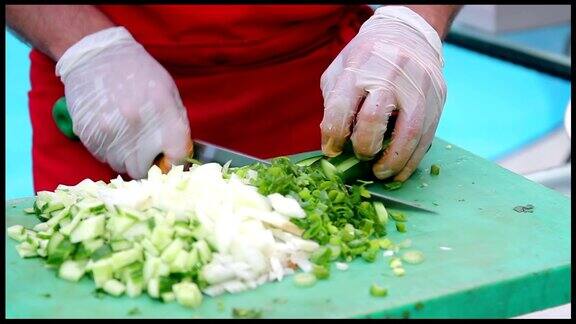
[172,281,202,308]
[16,242,38,258]
[103,279,126,296]
[59,260,87,282]
[111,240,133,252]
[7,225,26,242]
[70,215,105,243]
[92,259,114,288]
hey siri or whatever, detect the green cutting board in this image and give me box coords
[5,138,571,318]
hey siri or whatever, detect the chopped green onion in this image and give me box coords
[389,211,407,222]
[23,207,36,214]
[373,202,388,225]
[310,246,332,265]
[312,265,330,280]
[383,181,403,191]
[361,248,378,263]
[370,283,388,297]
[430,164,440,176]
[395,222,407,233]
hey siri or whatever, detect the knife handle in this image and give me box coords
[53,96,192,175]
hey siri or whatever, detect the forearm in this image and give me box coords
[404,5,462,39]
[6,5,115,61]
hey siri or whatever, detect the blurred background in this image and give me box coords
[3,4,572,318]
[5,4,571,200]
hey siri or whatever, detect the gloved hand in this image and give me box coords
[320,6,447,181]
[56,27,192,179]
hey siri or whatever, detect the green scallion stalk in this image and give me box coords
[370,283,388,297]
[383,181,403,191]
[312,265,330,280]
[389,211,407,222]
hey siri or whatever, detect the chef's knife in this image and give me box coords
[192,140,436,213]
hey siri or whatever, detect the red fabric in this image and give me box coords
[29,5,373,192]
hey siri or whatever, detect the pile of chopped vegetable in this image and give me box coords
[7,155,417,310]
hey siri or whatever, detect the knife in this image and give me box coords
[192,140,436,213]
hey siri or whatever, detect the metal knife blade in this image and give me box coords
[192,140,436,213]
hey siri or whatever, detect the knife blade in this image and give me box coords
[192,140,436,213]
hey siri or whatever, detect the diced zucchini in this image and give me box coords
[147,277,160,298]
[70,215,105,243]
[126,276,144,298]
[37,229,55,240]
[103,279,126,296]
[150,225,174,252]
[76,198,106,213]
[32,223,50,232]
[82,238,105,253]
[194,240,212,264]
[59,211,86,236]
[7,225,26,242]
[160,239,184,264]
[143,256,162,283]
[139,238,159,257]
[122,222,151,242]
[15,242,38,258]
[46,233,76,266]
[172,281,202,308]
[174,225,194,238]
[111,240,133,252]
[161,292,176,303]
[169,250,189,273]
[91,259,114,288]
[44,202,65,214]
[46,206,71,228]
[118,207,148,221]
[110,247,143,272]
[106,215,136,239]
[59,260,87,282]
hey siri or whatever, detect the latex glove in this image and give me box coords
[56,27,192,179]
[320,6,447,181]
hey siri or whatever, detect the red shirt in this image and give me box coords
[28,5,373,192]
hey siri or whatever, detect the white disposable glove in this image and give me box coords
[320,6,447,181]
[56,27,192,179]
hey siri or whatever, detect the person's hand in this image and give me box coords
[320,6,447,181]
[56,27,192,179]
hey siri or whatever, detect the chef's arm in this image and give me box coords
[6,5,115,60]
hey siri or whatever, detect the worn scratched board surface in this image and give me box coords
[5,138,571,318]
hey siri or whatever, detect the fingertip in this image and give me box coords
[321,136,344,157]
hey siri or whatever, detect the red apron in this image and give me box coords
[28,5,373,192]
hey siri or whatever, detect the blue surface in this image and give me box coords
[5,30,33,199]
[4,28,571,199]
[500,23,571,56]
[438,44,570,160]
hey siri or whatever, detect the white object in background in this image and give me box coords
[454,5,572,34]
